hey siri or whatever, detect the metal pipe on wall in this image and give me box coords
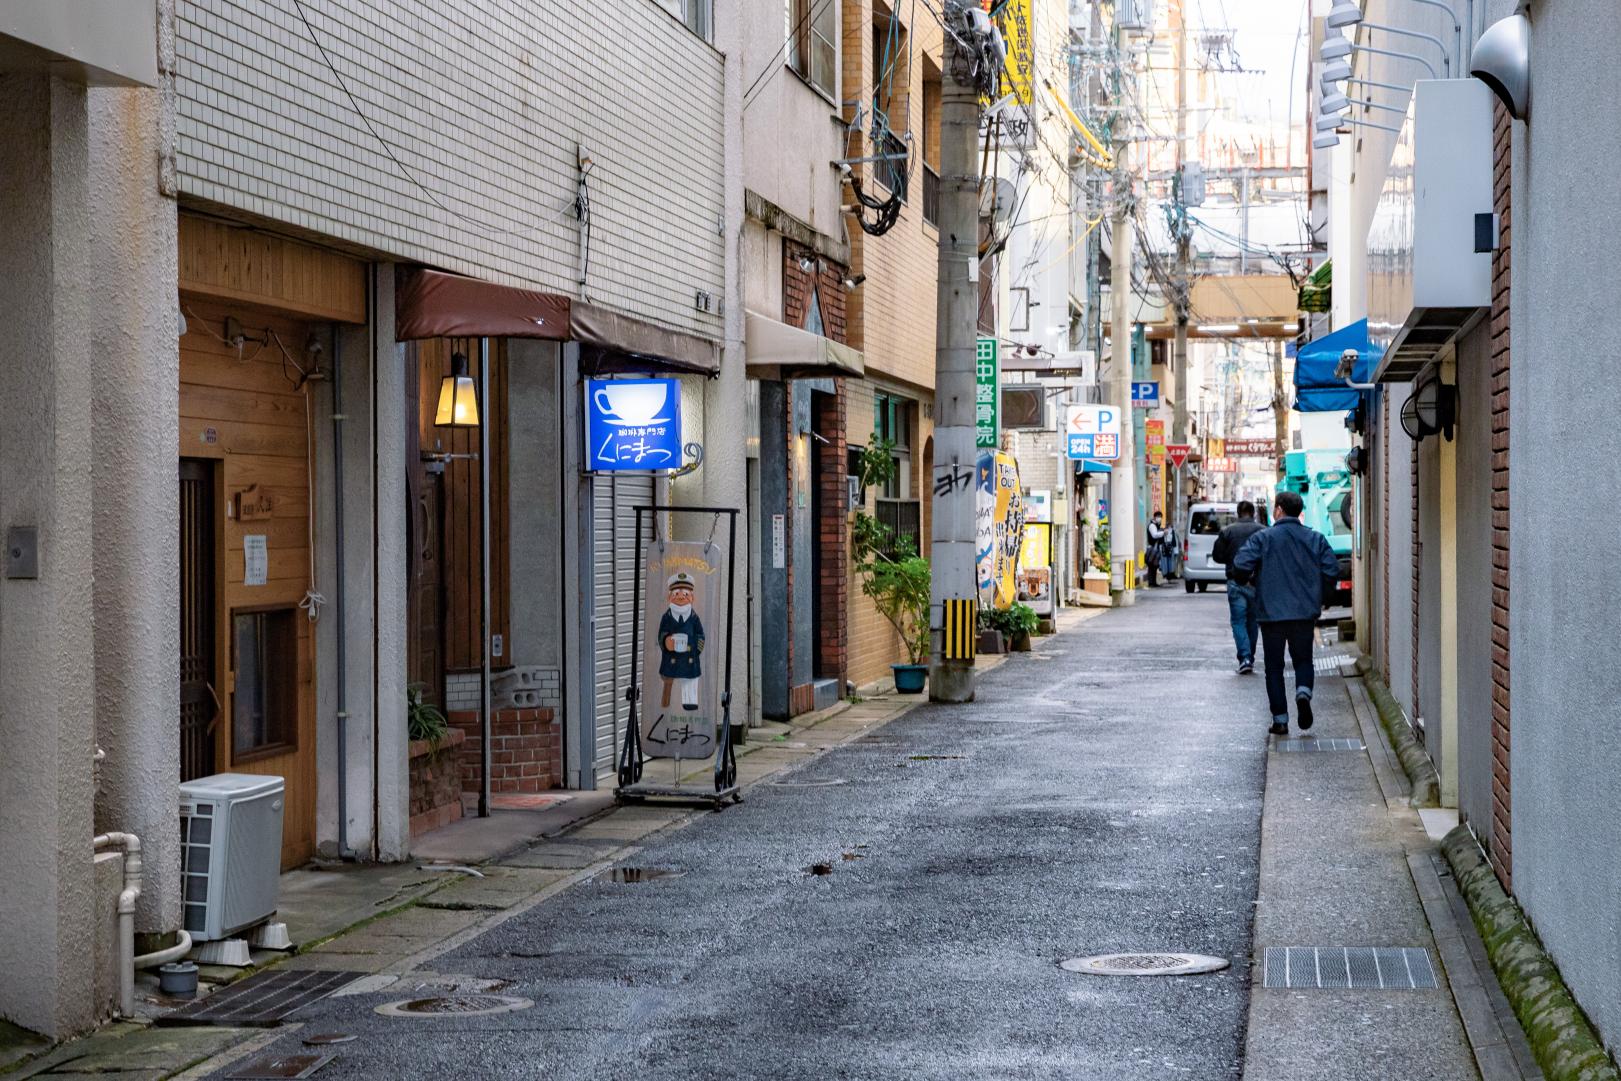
[331,327,350,857]
[479,337,493,817]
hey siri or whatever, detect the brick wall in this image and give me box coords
[447,707,562,794]
[174,0,724,340]
[1489,99,1513,890]
[407,729,466,837]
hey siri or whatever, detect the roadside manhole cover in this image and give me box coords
[606,867,684,883]
[226,1054,335,1079]
[300,1033,356,1047]
[768,778,848,787]
[1059,953,1231,977]
[376,994,534,1018]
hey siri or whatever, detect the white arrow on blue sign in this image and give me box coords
[1131,381,1160,407]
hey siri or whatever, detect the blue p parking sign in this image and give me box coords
[1131,381,1160,408]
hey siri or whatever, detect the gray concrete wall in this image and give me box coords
[1383,382,1415,722]
[370,268,410,861]
[758,379,790,719]
[1454,322,1494,847]
[508,341,564,672]
[1416,432,1441,767]
[0,73,102,1038]
[86,78,180,932]
[1508,0,1621,1050]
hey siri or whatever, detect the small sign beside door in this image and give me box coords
[243,535,268,587]
[584,378,683,471]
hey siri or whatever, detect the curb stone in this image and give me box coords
[1442,825,1621,1081]
[1353,657,1440,806]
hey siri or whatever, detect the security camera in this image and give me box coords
[842,273,866,291]
[1334,349,1359,381]
[1471,14,1529,119]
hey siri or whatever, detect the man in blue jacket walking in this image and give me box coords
[1232,490,1341,736]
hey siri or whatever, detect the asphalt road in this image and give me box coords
[239,586,1270,1081]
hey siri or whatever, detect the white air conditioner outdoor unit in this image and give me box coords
[179,773,285,942]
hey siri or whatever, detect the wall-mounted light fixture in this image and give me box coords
[435,352,480,428]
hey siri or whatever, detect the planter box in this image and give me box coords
[977,629,1006,654]
[1082,572,1110,597]
[408,727,467,838]
[1035,617,1056,636]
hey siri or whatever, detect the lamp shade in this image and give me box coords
[1320,58,1352,83]
[1326,1,1363,28]
[435,351,480,427]
[1321,33,1353,60]
[1321,92,1351,113]
[1315,112,1345,131]
[1313,132,1341,150]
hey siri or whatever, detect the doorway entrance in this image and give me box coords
[179,459,218,783]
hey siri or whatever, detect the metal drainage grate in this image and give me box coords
[1059,953,1230,977]
[1273,738,1366,753]
[767,778,848,788]
[1314,652,1350,673]
[376,994,534,1018]
[1262,947,1438,990]
[606,867,684,883]
[226,1054,335,1079]
[159,969,361,1027]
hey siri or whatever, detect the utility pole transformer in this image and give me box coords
[928,1,985,702]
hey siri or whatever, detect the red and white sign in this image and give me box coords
[1223,437,1278,457]
[1205,456,1237,473]
[1166,443,1192,468]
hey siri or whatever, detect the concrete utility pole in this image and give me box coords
[1170,0,1192,521]
[928,1,983,702]
[1108,110,1138,602]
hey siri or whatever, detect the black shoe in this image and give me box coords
[1297,695,1314,731]
[1268,722,1289,736]
[1238,660,1254,675]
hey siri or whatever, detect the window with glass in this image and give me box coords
[874,391,914,500]
[232,608,298,760]
[656,0,712,41]
[788,0,838,99]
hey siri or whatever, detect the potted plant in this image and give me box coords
[851,435,931,694]
[983,603,1039,652]
[407,683,449,750]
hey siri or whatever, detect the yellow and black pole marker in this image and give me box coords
[940,598,978,661]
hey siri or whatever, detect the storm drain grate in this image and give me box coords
[1059,953,1230,977]
[159,970,361,1027]
[1273,738,1365,753]
[767,778,849,788]
[226,1054,335,1079]
[1262,947,1437,989]
[376,994,534,1018]
[1314,652,1350,673]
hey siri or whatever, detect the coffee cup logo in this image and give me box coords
[594,382,669,426]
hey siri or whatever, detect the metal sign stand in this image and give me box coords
[615,505,741,810]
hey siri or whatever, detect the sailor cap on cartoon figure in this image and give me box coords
[658,571,705,711]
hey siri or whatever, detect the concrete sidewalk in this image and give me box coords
[1242,642,1541,1081]
[5,682,943,1080]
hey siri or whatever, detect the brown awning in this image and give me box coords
[395,268,719,375]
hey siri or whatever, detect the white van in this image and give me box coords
[1181,501,1269,593]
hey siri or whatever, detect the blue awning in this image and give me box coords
[1293,319,1375,413]
[1075,459,1113,474]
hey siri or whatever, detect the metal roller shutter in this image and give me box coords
[591,473,655,781]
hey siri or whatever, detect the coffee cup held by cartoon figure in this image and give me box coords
[658,572,704,711]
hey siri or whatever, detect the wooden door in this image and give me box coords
[179,459,219,781]
[179,296,319,869]
[404,344,445,705]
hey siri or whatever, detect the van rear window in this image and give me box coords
[1190,511,1236,535]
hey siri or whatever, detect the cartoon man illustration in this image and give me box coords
[658,571,705,712]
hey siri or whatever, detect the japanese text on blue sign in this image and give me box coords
[585,378,683,471]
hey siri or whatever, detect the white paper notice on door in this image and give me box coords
[771,514,785,570]
[244,535,268,586]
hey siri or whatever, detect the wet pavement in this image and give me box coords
[212,586,1271,1081]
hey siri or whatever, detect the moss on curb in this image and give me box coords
[1353,659,1440,807]
[1441,826,1621,1081]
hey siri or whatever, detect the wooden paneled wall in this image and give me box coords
[179,215,366,324]
[179,296,320,870]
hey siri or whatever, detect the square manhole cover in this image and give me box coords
[1262,947,1437,990]
[226,1053,336,1079]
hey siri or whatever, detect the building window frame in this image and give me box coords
[874,391,914,500]
[787,0,839,103]
[653,0,713,43]
[230,606,299,763]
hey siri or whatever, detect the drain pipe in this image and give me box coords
[133,930,192,970]
[93,832,142,1017]
[332,327,352,858]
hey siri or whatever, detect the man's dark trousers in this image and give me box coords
[1260,619,1315,719]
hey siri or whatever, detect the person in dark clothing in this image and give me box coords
[1232,490,1341,735]
[1212,500,1265,674]
[1145,512,1167,587]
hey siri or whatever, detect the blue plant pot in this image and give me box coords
[892,664,928,694]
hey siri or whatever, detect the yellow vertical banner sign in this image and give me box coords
[998,0,1035,105]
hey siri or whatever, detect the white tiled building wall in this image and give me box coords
[173,0,726,339]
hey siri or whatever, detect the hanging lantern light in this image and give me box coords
[435,351,480,428]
